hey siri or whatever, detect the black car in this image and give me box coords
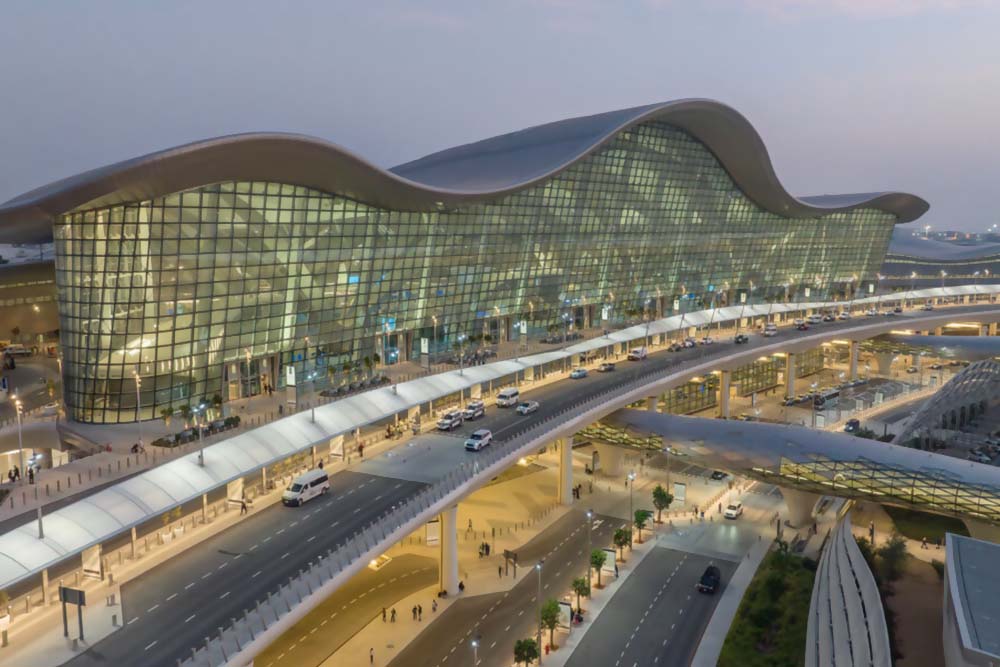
[734,333,749,344]
[697,565,721,594]
[710,470,728,481]
[844,418,860,433]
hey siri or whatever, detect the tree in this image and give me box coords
[10,326,19,339]
[513,638,539,666]
[590,549,607,587]
[571,576,590,612]
[876,531,908,583]
[540,598,561,650]
[211,393,223,417]
[652,485,673,523]
[634,509,649,543]
[178,404,192,428]
[160,406,173,427]
[613,527,631,561]
[363,356,372,377]
[372,352,381,366]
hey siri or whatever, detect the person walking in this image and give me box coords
[27,468,34,485]
[432,599,437,613]
[498,564,503,579]
[382,607,387,622]
[370,647,374,665]
[240,499,248,515]
[921,536,928,549]
[412,605,417,620]
[390,607,396,622]
[417,604,423,621]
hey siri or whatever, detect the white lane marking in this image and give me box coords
[201,572,212,579]
[186,614,197,623]
[185,582,195,590]
[281,552,291,559]
[147,604,159,613]
[220,591,230,600]
[144,640,158,651]
[127,617,139,625]
[307,535,316,542]
[166,593,177,601]
[252,570,262,578]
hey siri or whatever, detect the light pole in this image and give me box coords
[536,560,544,663]
[244,347,253,404]
[195,405,206,466]
[458,334,467,376]
[627,470,636,547]
[133,367,143,449]
[644,298,652,347]
[561,312,571,345]
[940,269,947,289]
[13,394,24,483]
[494,306,502,355]
[875,274,884,311]
[737,281,753,333]
[909,272,917,306]
[431,315,439,368]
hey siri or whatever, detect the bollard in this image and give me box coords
[98,467,102,478]
[56,480,61,492]
[72,638,79,651]
[112,613,118,627]
[78,473,82,485]
[2,629,7,647]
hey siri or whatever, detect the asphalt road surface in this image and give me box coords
[66,471,425,667]
[49,302,995,664]
[389,509,621,667]
[256,552,437,667]
[564,546,738,667]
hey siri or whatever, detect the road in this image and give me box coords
[65,471,425,667]
[53,302,998,663]
[389,509,621,667]
[564,546,737,667]
[256,553,437,667]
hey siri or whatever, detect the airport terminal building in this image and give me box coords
[0,99,927,423]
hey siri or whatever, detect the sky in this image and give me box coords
[1,0,998,233]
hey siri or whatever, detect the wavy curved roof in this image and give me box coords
[0,98,928,243]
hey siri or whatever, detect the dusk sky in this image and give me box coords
[1,0,998,232]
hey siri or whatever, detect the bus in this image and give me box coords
[814,389,839,411]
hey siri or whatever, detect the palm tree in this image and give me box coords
[178,404,192,428]
[590,549,607,587]
[571,576,590,612]
[652,485,674,523]
[160,407,173,427]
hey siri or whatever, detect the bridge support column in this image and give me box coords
[785,353,796,398]
[41,568,50,605]
[874,352,894,376]
[591,443,623,476]
[933,326,943,336]
[646,396,658,412]
[780,487,820,528]
[718,370,731,419]
[849,341,859,381]
[439,505,460,596]
[558,437,574,506]
[989,322,997,336]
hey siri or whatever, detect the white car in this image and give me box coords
[865,308,878,317]
[762,324,778,337]
[517,400,539,415]
[464,429,493,451]
[570,367,588,379]
[436,411,464,431]
[627,347,648,361]
[793,318,805,326]
[700,336,714,345]
[838,311,851,320]
[462,400,486,420]
[723,502,744,519]
[806,314,823,324]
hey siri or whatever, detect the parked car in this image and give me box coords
[762,324,778,337]
[683,337,697,348]
[905,366,919,374]
[922,302,935,311]
[496,387,520,407]
[517,400,539,415]
[893,306,903,313]
[597,362,616,372]
[696,565,722,594]
[724,502,744,519]
[929,363,943,370]
[463,400,486,420]
[668,342,684,352]
[627,347,648,361]
[838,311,851,320]
[710,470,728,481]
[570,367,588,379]
[436,411,464,431]
[866,308,878,317]
[806,314,823,324]
[464,429,493,451]
[822,313,836,322]
[734,333,750,344]
[844,418,861,433]
[700,336,714,345]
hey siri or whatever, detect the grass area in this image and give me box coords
[883,505,970,542]
[717,548,816,667]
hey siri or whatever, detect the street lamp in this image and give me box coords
[244,347,253,403]
[585,509,593,582]
[737,281,753,333]
[458,334,468,376]
[627,471,636,547]
[471,636,480,666]
[431,315,439,366]
[133,367,143,449]
[536,560,544,663]
[561,312,571,345]
[494,306,502,354]
[940,269,947,289]
[12,394,24,484]
[644,298,653,347]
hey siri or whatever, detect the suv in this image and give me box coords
[436,411,464,431]
[724,502,743,519]
[463,400,486,420]
[517,400,539,415]
[838,311,851,320]
[464,429,493,451]
[697,565,721,594]
[844,418,861,433]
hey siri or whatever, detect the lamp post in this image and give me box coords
[244,347,253,404]
[13,394,24,484]
[561,312,571,345]
[909,272,917,306]
[431,315,439,367]
[940,269,947,289]
[458,334,467,376]
[471,636,479,666]
[627,470,636,547]
[133,367,143,449]
[494,306,502,354]
[536,560,544,663]
[644,298,653,347]
[875,274,884,311]
[737,281,753,333]
[585,509,593,581]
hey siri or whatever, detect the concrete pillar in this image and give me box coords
[558,437,574,506]
[989,322,997,336]
[874,352,894,376]
[964,295,971,304]
[718,370,731,419]
[524,366,535,382]
[202,493,208,522]
[933,327,943,336]
[781,487,820,528]
[591,443,624,476]
[42,568,49,605]
[849,341,859,381]
[646,396,658,412]
[470,384,482,399]
[785,353,797,397]
[687,326,697,339]
[130,526,137,559]
[262,466,268,490]
[439,505,459,595]
[310,445,316,467]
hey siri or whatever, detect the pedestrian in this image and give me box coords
[390,607,396,622]
[28,468,34,484]
[382,607,387,622]
[370,647,374,665]
[13,465,19,481]
[240,499,248,515]
[718,503,722,514]
[418,604,423,621]
[6,470,12,484]
[412,605,417,620]
[468,518,473,532]
[498,564,503,579]
[358,443,364,458]
[432,599,438,613]
[278,403,284,415]
[318,459,324,469]
[921,536,928,549]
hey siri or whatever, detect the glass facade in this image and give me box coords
[53,121,896,423]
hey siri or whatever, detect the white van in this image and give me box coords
[282,469,330,506]
[627,347,648,361]
[806,314,823,324]
[496,387,520,407]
